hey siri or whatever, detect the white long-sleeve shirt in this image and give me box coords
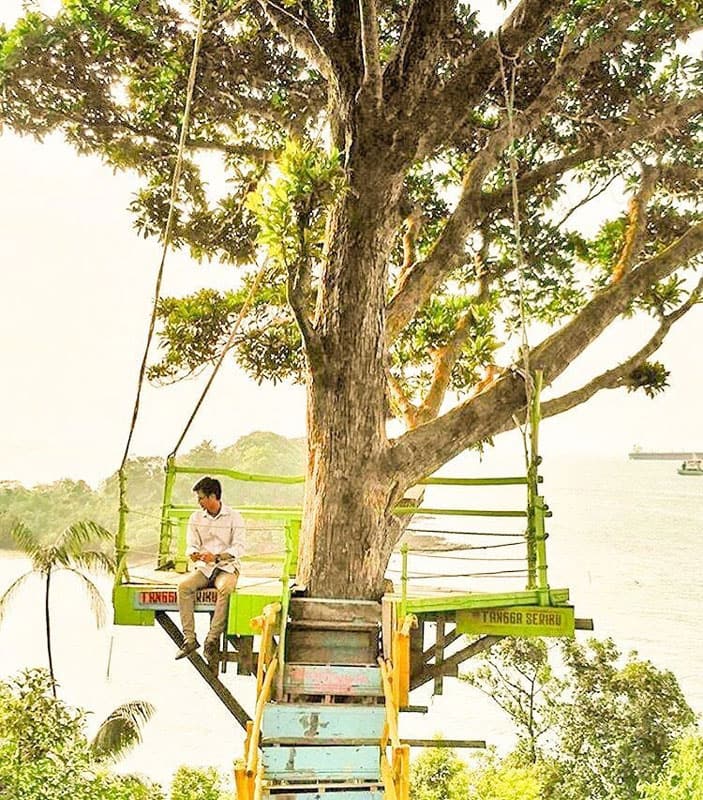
[186,503,246,578]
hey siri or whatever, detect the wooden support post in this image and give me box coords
[253,763,264,800]
[434,615,445,696]
[402,738,486,749]
[411,634,504,691]
[157,458,177,570]
[155,612,250,729]
[234,765,250,800]
[421,625,460,662]
[246,656,279,778]
[253,602,280,696]
[400,544,409,618]
[381,755,399,800]
[392,615,415,710]
[535,494,550,605]
[409,619,424,685]
[243,720,254,764]
[378,658,401,748]
[394,744,410,800]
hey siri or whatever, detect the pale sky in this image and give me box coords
[1,2,702,488]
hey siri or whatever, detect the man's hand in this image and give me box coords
[190,551,215,563]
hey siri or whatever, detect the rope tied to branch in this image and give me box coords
[115,0,208,568]
[496,32,538,466]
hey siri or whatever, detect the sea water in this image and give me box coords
[0,455,700,786]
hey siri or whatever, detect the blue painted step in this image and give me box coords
[262,703,385,744]
[262,745,380,782]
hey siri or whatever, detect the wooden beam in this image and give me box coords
[411,634,504,691]
[402,738,486,749]
[155,611,251,730]
[409,621,424,680]
[439,634,503,673]
[433,615,446,696]
[421,625,460,663]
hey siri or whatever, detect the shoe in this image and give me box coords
[175,638,200,660]
[203,639,219,673]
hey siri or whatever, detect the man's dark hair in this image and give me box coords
[193,476,222,500]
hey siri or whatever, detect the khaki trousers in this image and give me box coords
[177,567,239,644]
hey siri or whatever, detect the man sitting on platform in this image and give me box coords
[175,476,245,670]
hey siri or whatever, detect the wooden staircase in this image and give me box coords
[236,599,409,800]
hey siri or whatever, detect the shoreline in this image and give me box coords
[0,549,29,560]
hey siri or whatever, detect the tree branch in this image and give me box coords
[611,165,659,284]
[287,214,324,367]
[385,220,703,487]
[538,274,703,420]
[388,5,640,338]
[287,259,324,369]
[530,221,703,380]
[357,0,383,105]
[386,92,703,340]
[415,0,570,156]
[257,0,336,82]
[383,0,456,116]
[415,310,474,425]
[386,368,419,428]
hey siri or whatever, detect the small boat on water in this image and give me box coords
[677,458,703,476]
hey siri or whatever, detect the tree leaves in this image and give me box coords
[0,669,161,799]
[462,636,696,800]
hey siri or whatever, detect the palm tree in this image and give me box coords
[90,699,156,762]
[0,519,115,697]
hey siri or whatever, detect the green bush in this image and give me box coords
[169,766,227,800]
[0,669,163,800]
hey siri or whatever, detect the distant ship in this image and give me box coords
[629,446,703,461]
[678,458,703,476]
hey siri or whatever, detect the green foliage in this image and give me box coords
[465,750,543,800]
[0,669,163,800]
[0,479,102,549]
[627,360,670,397]
[639,734,703,800]
[90,701,156,763]
[462,637,563,763]
[462,637,696,800]
[142,139,344,387]
[3,0,701,416]
[391,296,501,400]
[247,139,344,270]
[410,745,469,800]
[410,746,545,800]
[551,638,696,800]
[169,765,226,800]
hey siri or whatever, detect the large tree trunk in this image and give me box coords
[296,136,407,599]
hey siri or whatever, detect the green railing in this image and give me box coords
[114,372,550,605]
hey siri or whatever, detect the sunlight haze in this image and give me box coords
[1,2,702,488]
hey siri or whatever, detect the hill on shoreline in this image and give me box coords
[0,431,306,551]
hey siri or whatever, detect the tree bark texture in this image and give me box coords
[298,137,407,598]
